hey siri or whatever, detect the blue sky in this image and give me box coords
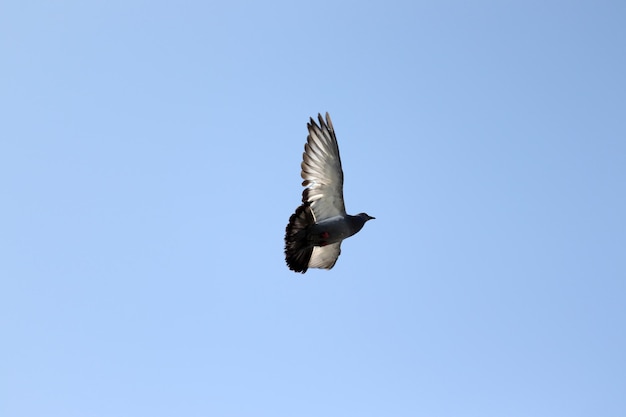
[1,1,625,416]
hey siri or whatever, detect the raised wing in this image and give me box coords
[308,243,342,270]
[300,113,346,221]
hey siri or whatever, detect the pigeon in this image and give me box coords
[284,112,375,273]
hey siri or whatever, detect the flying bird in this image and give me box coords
[284,112,375,273]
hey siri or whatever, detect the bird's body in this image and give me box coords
[284,113,374,273]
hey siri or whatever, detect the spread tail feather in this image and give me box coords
[285,203,315,273]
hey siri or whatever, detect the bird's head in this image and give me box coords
[357,213,375,222]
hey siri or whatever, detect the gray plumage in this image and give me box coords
[285,113,374,273]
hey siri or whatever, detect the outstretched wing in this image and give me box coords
[309,243,342,270]
[300,113,346,221]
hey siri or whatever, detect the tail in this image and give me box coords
[285,203,315,273]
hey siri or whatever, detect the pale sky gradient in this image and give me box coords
[2,1,625,416]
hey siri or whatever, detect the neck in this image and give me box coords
[347,214,367,234]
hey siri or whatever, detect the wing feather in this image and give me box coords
[300,113,346,221]
[308,243,342,269]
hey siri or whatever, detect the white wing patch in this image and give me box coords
[308,243,342,269]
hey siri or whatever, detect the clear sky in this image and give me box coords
[1,1,625,416]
